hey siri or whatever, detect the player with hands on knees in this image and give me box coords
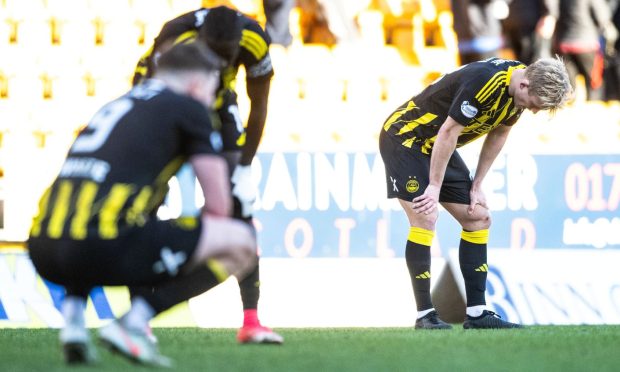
[379,56,572,329]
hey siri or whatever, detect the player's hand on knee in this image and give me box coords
[412,185,440,214]
[468,188,488,215]
[231,165,257,218]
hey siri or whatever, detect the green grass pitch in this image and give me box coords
[1,326,620,371]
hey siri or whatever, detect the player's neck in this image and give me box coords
[508,69,524,97]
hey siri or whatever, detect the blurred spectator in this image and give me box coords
[451,0,505,65]
[263,0,295,46]
[297,0,373,45]
[503,0,555,64]
[553,0,618,101]
[316,0,365,43]
[604,0,620,100]
[297,0,338,45]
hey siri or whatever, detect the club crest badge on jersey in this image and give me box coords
[461,101,478,118]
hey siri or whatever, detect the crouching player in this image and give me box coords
[27,43,255,366]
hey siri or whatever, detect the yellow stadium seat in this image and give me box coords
[50,75,88,101]
[357,10,385,48]
[14,19,52,48]
[141,21,165,46]
[79,45,135,101]
[331,43,383,103]
[0,74,7,99]
[100,20,142,49]
[375,46,423,104]
[54,18,97,48]
[0,129,40,154]
[0,13,11,46]
[90,0,132,22]
[412,11,458,74]
[286,44,341,102]
[39,45,82,76]
[28,99,87,145]
[47,0,93,21]
[131,0,172,24]
[4,75,45,101]
[132,0,173,45]
[3,0,47,22]
[0,45,38,80]
[0,100,24,132]
[93,75,132,101]
[42,46,88,101]
[81,46,134,78]
[267,45,297,105]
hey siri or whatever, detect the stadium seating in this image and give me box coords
[286,43,341,101]
[0,0,617,156]
[0,11,12,46]
[412,10,458,74]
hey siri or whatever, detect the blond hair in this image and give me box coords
[525,56,573,114]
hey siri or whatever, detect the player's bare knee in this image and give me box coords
[424,211,439,228]
[414,210,439,231]
[462,209,491,231]
[402,201,439,230]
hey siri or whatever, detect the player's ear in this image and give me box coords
[186,78,204,103]
[520,78,530,90]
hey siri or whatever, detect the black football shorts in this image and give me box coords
[28,217,202,288]
[379,129,472,204]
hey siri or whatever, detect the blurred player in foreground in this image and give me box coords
[27,43,256,366]
[379,57,572,329]
[134,5,282,344]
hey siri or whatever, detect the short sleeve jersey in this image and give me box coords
[133,7,274,107]
[30,79,222,241]
[382,58,526,154]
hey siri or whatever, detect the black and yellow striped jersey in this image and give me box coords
[30,79,222,241]
[133,8,273,108]
[383,58,525,154]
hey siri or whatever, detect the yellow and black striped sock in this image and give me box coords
[405,226,434,311]
[459,229,489,307]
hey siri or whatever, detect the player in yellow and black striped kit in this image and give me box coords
[28,43,258,366]
[133,6,282,344]
[379,57,572,329]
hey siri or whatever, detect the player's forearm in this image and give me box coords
[429,130,458,187]
[240,108,267,165]
[473,129,509,188]
[240,79,271,165]
[191,155,232,217]
[429,117,463,186]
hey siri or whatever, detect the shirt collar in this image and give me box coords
[506,64,526,87]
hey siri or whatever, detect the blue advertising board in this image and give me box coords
[246,152,620,257]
